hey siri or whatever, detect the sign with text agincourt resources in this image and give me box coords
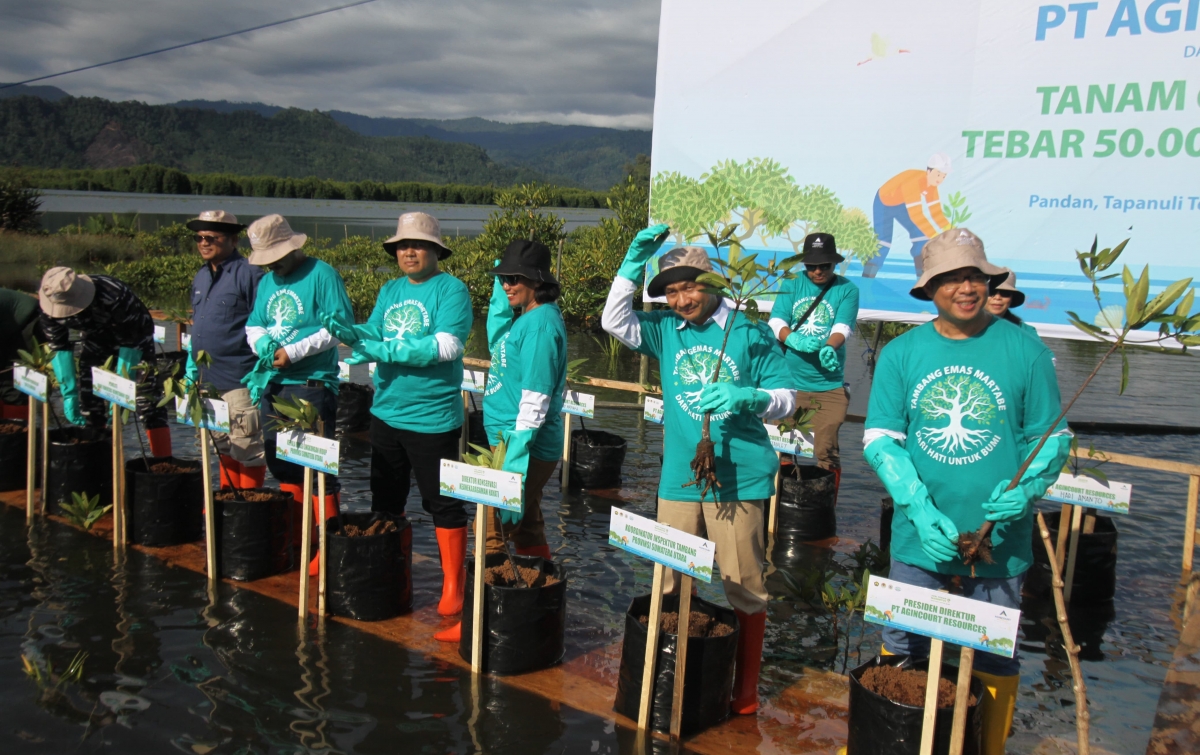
[562,390,595,418]
[91,367,137,410]
[643,396,664,424]
[439,459,522,511]
[274,431,340,476]
[461,369,488,394]
[608,506,714,583]
[12,365,48,402]
[765,423,814,458]
[175,396,231,433]
[865,577,1020,658]
[1043,472,1132,514]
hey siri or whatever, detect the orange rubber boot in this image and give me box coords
[435,527,467,616]
[218,455,241,489]
[515,544,552,561]
[147,426,173,458]
[731,610,767,715]
[434,621,462,643]
[308,493,340,576]
[240,463,266,490]
[832,467,842,505]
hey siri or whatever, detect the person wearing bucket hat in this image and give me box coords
[38,267,173,456]
[244,213,355,577]
[863,228,1072,754]
[987,268,1043,342]
[185,211,267,490]
[433,239,567,644]
[862,153,953,278]
[768,233,859,487]
[602,225,796,715]
[322,212,473,621]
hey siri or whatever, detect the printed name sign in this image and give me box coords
[338,360,351,382]
[864,577,1021,658]
[175,396,231,433]
[461,369,488,393]
[180,332,192,351]
[643,396,664,424]
[368,362,376,379]
[608,506,714,583]
[91,367,137,410]
[153,325,166,344]
[439,459,522,511]
[12,365,48,402]
[562,390,595,418]
[274,431,340,476]
[764,423,815,458]
[1044,473,1132,514]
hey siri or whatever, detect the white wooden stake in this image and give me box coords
[669,573,693,740]
[26,395,36,522]
[918,638,945,755]
[200,426,217,585]
[768,452,782,535]
[948,647,975,755]
[318,471,328,617]
[112,405,124,551]
[298,465,313,621]
[1064,502,1085,604]
[560,413,572,490]
[637,562,666,731]
[471,502,487,673]
[40,400,49,516]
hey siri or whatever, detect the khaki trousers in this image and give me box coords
[212,388,266,466]
[657,498,768,614]
[795,387,848,470]
[484,456,560,553]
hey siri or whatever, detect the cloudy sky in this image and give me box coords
[0,0,661,128]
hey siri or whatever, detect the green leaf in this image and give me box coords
[1136,277,1193,327]
[1079,466,1110,485]
[1119,350,1130,395]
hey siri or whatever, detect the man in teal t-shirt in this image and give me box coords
[244,214,355,577]
[324,212,473,624]
[862,228,1071,755]
[769,232,860,486]
[603,229,796,717]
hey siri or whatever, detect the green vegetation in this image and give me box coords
[0,173,42,232]
[59,491,112,531]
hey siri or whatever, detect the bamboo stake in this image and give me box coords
[25,395,36,522]
[318,470,328,618]
[200,426,217,584]
[561,413,572,490]
[948,647,975,755]
[460,391,470,458]
[112,405,124,552]
[40,400,48,516]
[1055,504,1072,575]
[638,562,666,731]
[1064,503,1085,604]
[471,503,486,673]
[1036,513,1090,755]
[669,573,693,740]
[918,638,945,755]
[298,465,313,621]
[768,452,781,535]
[1183,475,1198,579]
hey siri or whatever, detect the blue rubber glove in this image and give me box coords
[498,428,534,527]
[697,383,770,415]
[321,311,381,346]
[982,432,1073,522]
[50,350,86,426]
[116,346,143,378]
[819,344,839,371]
[254,336,280,362]
[486,259,514,350]
[345,336,439,368]
[241,363,274,407]
[616,224,670,283]
[864,436,960,563]
[785,332,824,353]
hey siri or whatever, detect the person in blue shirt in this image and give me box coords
[185,211,266,490]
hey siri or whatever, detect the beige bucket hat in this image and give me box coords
[383,212,450,259]
[247,214,307,266]
[992,269,1026,307]
[910,228,1008,301]
[39,266,95,318]
[647,246,719,297]
[186,209,246,234]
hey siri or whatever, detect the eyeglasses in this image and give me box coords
[497,274,522,286]
[193,234,224,245]
[805,263,833,271]
[936,271,991,288]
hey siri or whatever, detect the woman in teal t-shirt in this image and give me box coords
[986,268,1043,342]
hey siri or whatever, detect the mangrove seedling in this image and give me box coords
[960,237,1199,569]
[565,358,590,386]
[461,439,528,588]
[59,491,112,531]
[15,337,63,427]
[22,650,87,702]
[157,350,215,430]
[268,395,320,435]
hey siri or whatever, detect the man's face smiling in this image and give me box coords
[664,280,714,324]
[927,267,990,326]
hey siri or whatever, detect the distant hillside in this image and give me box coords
[0,83,71,102]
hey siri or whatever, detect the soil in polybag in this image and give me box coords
[327,512,412,621]
[0,419,27,491]
[848,654,982,755]
[776,462,836,542]
[458,553,567,675]
[1026,513,1117,604]
[568,429,626,489]
[484,560,560,588]
[613,593,739,738]
[47,427,111,515]
[637,610,735,638]
[214,487,295,581]
[859,665,976,708]
[336,382,374,434]
[124,456,203,546]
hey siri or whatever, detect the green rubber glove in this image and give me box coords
[486,259,514,350]
[321,311,381,346]
[785,332,823,353]
[818,344,839,371]
[697,383,770,415]
[254,336,280,362]
[497,428,534,527]
[116,346,143,378]
[982,432,1073,522]
[184,346,199,385]
[241,363,274,407]
[617,224,670,283]
[345,336,439,367]
[864,436,960,563]
[50,350,86,426]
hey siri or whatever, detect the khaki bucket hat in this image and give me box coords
[247,214,307,266]
[647,246,718,298]
[993,269,1026,307]
[383,212,450,259]
[910,228,1008,301]
[39,266,95,318]
[186,210,246,235]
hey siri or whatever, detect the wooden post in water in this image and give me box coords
[318,469,328,618]
[112,406,125,551]
[637,562,666,732]
[560,413,572,491]
[201,426,217,585]
[948,647,975,755]
[768,452,782,535]
[1063,503,1085,603]
[669,573,693,740]
[471,502,487,673]
[298,465,313,621]
[1055,504,1072,574]
[25,395,36,522]
[40,400,49,515]
[1183,474,1198,579]
[918,638,945,755]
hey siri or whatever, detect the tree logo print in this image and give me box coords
[791,297,835,338]
[383,300,430,340]
[672,345,740,422]
[915,373,1000,461]
[485,333,509,397]
[265,290,305,343]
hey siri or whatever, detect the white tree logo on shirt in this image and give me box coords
[265,290,305,343]
[383,300,430,340]
[913,370,1005,463]
[484,332,509,397]
[672,345,740,422]
[791,298,835,338]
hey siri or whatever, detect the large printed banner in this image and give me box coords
[651,0,1200,339]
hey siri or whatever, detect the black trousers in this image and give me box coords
[263,382,340,493]
[369,416,465,529]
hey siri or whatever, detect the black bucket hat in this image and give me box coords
[489,239,558,286]
[801,233,844,265]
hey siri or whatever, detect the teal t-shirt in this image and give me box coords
[865,318,1065,578]
[483,303,567,461]
[247,257,354,387]
[773,274,860,391]
[367,272,472,434]
[634,307,792,503]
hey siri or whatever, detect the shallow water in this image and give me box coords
[1,332,1195,753]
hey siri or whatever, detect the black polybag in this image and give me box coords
[776,463,837,541]
[1026,513,1117,603]
[0,419,28,491]
[848,654,982,755]
[336,382,374,434]
[47,427,111,515]
[327,512,413,621]
[613,594,739,738]
[457,553,567,675]
[568,429,627,489]
[124,456,203,546]
[215,488,295,581]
